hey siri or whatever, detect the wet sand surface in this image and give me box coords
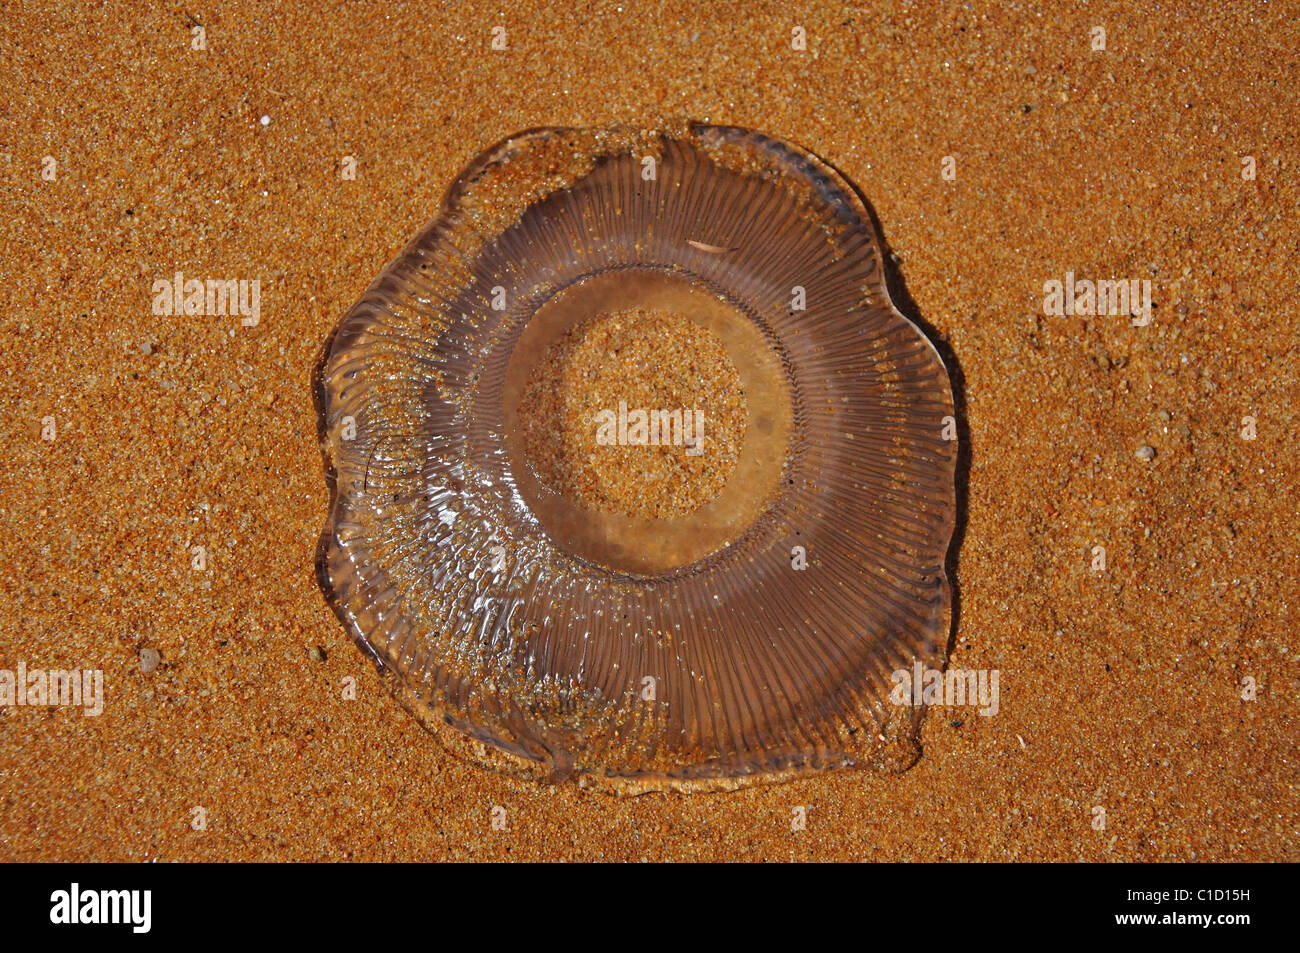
[2,1,1296,860]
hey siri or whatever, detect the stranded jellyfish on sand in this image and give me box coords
[314,124,958,793]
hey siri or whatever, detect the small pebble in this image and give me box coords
[1135,445,1157,461]
[139,647,161,674]
[260,114,271,126]
[308,645,326,662]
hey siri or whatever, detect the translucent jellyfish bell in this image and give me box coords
[315,125,958,792]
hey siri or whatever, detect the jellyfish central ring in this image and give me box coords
[500,267,793,576]
[316,125,958,793]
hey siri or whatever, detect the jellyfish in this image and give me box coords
[315,124,958,792]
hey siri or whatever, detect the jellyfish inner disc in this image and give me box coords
[502,269,793,576]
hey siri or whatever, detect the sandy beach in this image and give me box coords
[1,0,1296,860]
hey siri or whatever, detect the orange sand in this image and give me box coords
[1,1,1296,860]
